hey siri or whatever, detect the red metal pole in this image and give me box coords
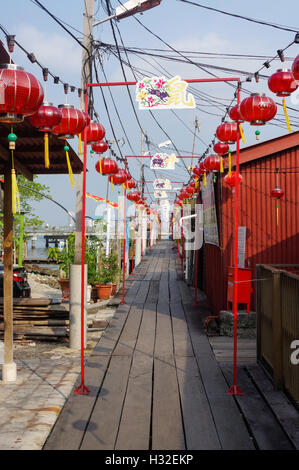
[130,204,136,275]
[120,160,127,305]
[227,84,243,396]
[74,87,90,395]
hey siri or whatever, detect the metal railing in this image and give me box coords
[256,264,299,402]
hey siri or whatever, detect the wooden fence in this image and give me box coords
[256,264,299,402]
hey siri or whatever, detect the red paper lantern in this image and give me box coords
[292,55,299,81]
[271,187,284,199]
[186,184,196,195]
[52,104,87,138]
[268,69,298,97]
[127,190,140,202]
[193,166,204,178]
[229,105,244,123]
[224,171,243,188]
[95,158,118,175]
[178,189,188,200]
[127,179,136,189]
[29,102,62,131]
[213,142,230,155]
[204,155,221,172]
[0,63,44,122]
[127,190,139,202]
[92,140,108,154]
[29,102,62,168]
[85,121,106,144]
[109,168,127,185]
[240,93,277,125]
[216,122,240,144]
[82,111,91,127]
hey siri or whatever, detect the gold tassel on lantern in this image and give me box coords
[44,132,50,168]
[111,176,113,192]
[203,172,207,187]
[282,98,292,133]
[8,129,20,214]
[228,150,232,177]
[220,156,224,173]
[64,144,74,187]
[277,202,279,226]
[195,178,199,189]
[78,133,82,154]
[239,124,246,143]
[99,154,102,174]
[11,168,20,214]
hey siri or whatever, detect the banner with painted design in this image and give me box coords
[136,76,195,110]
[154,190,168,199]
[153,178,172,190]
[150,153,178,170]
[201,173,219,246]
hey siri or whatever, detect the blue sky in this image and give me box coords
[1,0,299,224]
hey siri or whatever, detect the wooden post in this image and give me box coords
[2,164,17,381]
[272,270,283,389]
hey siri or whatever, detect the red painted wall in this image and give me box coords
[203,139,299,314]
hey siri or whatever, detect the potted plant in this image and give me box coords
[49,234,75,302]
[96,258,113,300]
[107,252,120,295]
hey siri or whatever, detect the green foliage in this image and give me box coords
[49,233,104,283]
[16,175,51,232]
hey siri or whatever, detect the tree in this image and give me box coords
[16,174,51,230]
[0,174,52,258]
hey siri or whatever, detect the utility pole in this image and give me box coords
[70,0,94,350]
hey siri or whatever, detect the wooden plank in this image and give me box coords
[115,304,157,450]
[155,302,174,359]
[170,302,194,357]
[135,280,150,304]
[146,280,160,304]
[0,298,52,306]
[152,357,185,450]
[44,354,111,450]
[176,356,221,450]
[113,305,143,356]
[92,304,131,356]
[221,365,294,450]
[193,356,254,449]
[80,355,132,450]
[247,365,299,449]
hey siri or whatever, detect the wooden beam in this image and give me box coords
[3,164,14,364]
[0,143,34,181]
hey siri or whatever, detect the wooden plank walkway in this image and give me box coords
[44,241,298,450]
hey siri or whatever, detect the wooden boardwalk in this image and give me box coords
[45,241,298,451]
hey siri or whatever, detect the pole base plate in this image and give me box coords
[192,300,200,306]
[120,300,127,305]
[74,383,90,395]
[226,385,243,396]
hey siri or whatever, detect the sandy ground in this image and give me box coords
[27,273,62,301]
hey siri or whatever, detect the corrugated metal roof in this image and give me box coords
[230,130,299,166]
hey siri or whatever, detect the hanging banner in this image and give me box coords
[86,193,118,208]
[154,190,168,199]
[136,75,195,110]
[150,153,178,170]
[201,173,219,246]
[154,178,172,190]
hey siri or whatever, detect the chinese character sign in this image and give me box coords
[154,190,168,199]
[136,76,195,110]
[150,153,178,170]
[154,179,172,190]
